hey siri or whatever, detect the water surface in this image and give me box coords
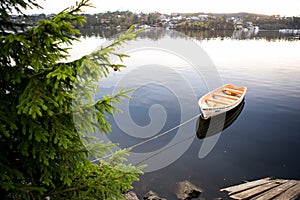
[75,29,300,199]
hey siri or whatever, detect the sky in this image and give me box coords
[24,0,300,16]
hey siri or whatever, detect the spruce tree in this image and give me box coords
[0,0,143,199]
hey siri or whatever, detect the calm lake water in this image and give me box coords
[73,29,300,199]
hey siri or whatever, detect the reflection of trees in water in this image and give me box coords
[137,28,192,41]
[136,28,166,41]
[256,31,300,42]
[179,30,233,40]
[79,28,300,42]
[79,28,121,38]
[179,29,299,41]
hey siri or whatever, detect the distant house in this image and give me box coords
[233,18,243,30]
[167,23,175,29]
[160,14,169,22]
[226,17,236,23]
[100,19,110,24]
[171,13,180,17]
[198,14,209,21]
[190,16,200,21]
[246,22,253,28]
[171,15,182,21]
[160,14,166,20]
[170,13,183,21]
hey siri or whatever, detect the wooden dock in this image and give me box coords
[220,177,300,200]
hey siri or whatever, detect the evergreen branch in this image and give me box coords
[1,0,144,198]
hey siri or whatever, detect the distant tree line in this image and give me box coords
[9,11,300,31]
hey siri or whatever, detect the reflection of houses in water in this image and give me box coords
[231,26,259,40]
[244,26,259,38]
[244,22,260,38]
[196,100,245,139]
[279,29,300,40]
[279,29,300,34]
[79,28,296,42]
[232,29,243,39]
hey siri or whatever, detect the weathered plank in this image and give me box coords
[220,177,272,195]
[273,182,300,200]
[251,180,298,200]
[207,98,229,105]
[224,88,244,94]
[221,178,300,200]
[214,93,239,100]
[230,181,286,200]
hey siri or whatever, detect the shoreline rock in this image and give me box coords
[143,190,167,200]
[125,180,204,200]
[176,180,203,200]
[124,191,139,200]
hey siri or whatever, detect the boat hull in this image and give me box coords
[200,97,244,119]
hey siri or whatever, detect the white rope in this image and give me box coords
[91,113,201,163]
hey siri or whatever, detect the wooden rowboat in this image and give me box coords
[198,84,247,119]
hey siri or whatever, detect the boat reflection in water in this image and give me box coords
[196,100,245,139]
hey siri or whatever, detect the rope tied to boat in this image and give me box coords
[91,113,201,163]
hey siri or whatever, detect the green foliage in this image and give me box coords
[0,0,42,33]
[0,0,143,199]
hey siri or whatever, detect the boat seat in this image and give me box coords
[214,93,239,100]
[206,98,230,105]
[224,88,244,94]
